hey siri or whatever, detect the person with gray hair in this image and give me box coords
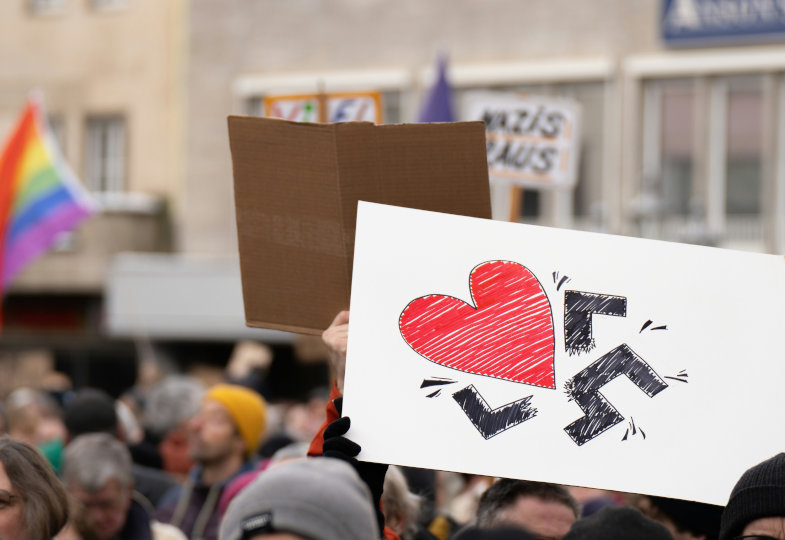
[144,377,205,440]
[381,465,424,540]
[63,387,178,507]
[143,376,206,479]
[64,433,185,540]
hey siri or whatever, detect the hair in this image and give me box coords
[476,479,580,528]
[63,433,133,492]
[647,495,722,540]
[63,388,118,440]
[381,465,422,540]
[5,388,62,440]
[143,375,205,439]
[0,435,69,540]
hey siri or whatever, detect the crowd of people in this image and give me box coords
[0,310,782,540]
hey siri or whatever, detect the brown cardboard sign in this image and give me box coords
[228,116,491,335]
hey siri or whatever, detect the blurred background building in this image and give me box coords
[0,0,783,394]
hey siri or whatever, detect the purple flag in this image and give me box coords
[418,56,455,122]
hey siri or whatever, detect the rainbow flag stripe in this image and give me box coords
[0,98,96,289]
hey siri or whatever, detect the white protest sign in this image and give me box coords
[343,201,785,506]
[264,92,382,123]
[463,92,581,189]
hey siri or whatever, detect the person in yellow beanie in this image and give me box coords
[201,384,266,458]
[155,384,267,540]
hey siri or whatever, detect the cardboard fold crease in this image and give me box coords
[229,116,492,334]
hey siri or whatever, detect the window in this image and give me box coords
[247,98,263,117]
[639,78,696,229]
[47,115,66,155]
[565,82,605,228]
[724,76,764,248]
[626,48,785,252]
[381,91,401,124]
[638,78,705,244]
[640,75,766,249]
[85,115,126,192]
[90,0,127,11]
[725,76,762,216]
[28,0,66,14]
[659,81,695,217]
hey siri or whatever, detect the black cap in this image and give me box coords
[63,388,117,440]
[720,453,785,540]
[453,527,536,540]
[563,506,673,540]
[649,496,722,540]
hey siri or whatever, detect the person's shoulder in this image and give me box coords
[155,484,185,514]
[132,464,179,507]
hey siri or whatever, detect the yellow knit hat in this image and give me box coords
[204,384,267,455]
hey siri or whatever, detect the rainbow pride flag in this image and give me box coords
[0,98,96,290]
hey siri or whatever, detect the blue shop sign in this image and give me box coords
[662,0,785,46]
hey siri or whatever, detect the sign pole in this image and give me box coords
[508,186,522,222]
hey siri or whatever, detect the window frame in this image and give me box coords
[84,114,127,194]
[625,46,785,253]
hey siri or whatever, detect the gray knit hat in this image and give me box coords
[719,453,785,540]
[219,457,379,540]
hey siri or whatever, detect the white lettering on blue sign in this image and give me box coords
[663,0,785,44]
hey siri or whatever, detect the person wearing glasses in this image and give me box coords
[63,433,186,540]
[0,435,69,540]
[719,453,785,540]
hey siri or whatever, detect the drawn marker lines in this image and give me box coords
[640,320,668,333]
[452,384,537,439]
[400,261,556,389]
[665,370,689,383]
[621,417,647,441]
[563,344,668,446]
[552,272,571,291]
[420,377,458,389]
[564,291,627,355]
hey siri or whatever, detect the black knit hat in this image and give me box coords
[563,506,673,540]
[63,388,117,439]
[649,496,722,540]
[453,526,536,540]
[719,453,785,540]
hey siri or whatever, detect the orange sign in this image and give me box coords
[264,92,383,123]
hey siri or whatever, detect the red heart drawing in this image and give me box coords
[399,260,555,389]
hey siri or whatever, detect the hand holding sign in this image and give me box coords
[323,310,350,394]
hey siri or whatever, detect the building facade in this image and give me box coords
[0,0,187,390]
[189,0,785,255]
[1,0,784,389]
